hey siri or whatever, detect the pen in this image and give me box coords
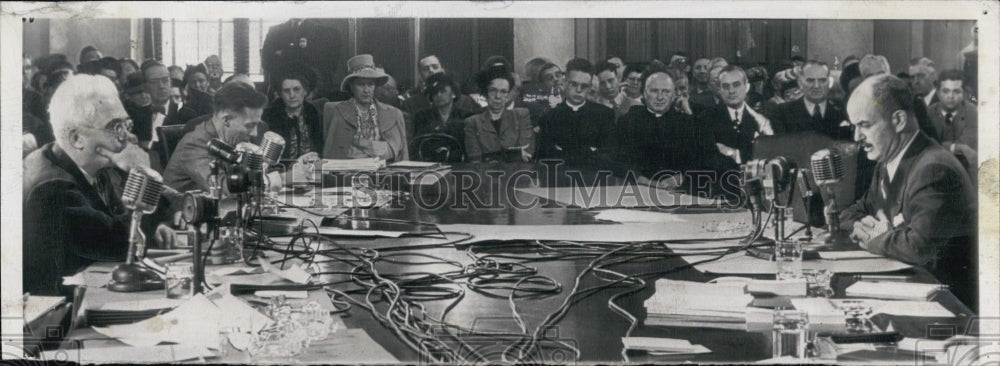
[853,275,910,282]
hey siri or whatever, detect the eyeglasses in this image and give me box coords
[96,118,133,140]
[567,81,592,91]
[149,76,172,86]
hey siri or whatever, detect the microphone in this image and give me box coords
[260,131,286,165]
[811,148,845,185]
[208,139,242,165]
[122,168,164,215]
[110,169,166,293]
[809,147,853,248]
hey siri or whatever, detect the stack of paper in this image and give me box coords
[622,337,711,355]
[318,158,386,172]
[845,281,942,300]
[790,298,847,327]
[644,279,752,329]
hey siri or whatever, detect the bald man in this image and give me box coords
[840,74,976,311]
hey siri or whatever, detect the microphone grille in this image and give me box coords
[811,148,844,183]
[244,151,265,171]
[122,169,164,213]
[261,131,285,164]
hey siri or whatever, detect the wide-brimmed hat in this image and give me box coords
[340,54,389,92]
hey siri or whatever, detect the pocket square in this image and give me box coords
[892,213,905,227]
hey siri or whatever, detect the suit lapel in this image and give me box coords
[885,133,930,217]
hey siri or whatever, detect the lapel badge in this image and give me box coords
[299,37,308,48]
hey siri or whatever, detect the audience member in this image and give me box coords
[909,57,939,107]
[698,65,773,172]
[465,66,534,162]
[928,70,977,174]
[263,71,325,160]
[322,55,408,162]
[262,18,339,99]
[78,45,102,66]
[536,58,616,166]
[411,73,471,162]
[771,61,850,139]
[204,55,225,92]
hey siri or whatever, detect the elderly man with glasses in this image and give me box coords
[23,74,180,296]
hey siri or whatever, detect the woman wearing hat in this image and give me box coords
[463,65,534,163]
[411,73,471,162]
[321,54,407,162]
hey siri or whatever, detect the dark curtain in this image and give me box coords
[233,18,249,75]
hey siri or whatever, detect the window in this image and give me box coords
[162,19,282,82]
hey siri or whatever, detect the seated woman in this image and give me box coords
[464,66,534,162]
[411,73,471,162]
[23,75,178,295]
[321,54,407,162]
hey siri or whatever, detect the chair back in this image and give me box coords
[156,125,189,165]
[411,133,464,163]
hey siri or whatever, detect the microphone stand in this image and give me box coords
[109,209,166,292]
[822,185,855,249]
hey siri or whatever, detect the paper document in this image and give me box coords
[845,281,942,300]
[871,300,954,317]
[594,209,685,223]
[515,185,719,209]
[42,345,214,363]
[686,251,913,274]
[439,222,742,243]
[93,294,223,348]
[318,158,385,171]
[99,298,184,312]
[315,226,407,238]
[23,296,66,324]
[622,337,711,355]
[818,250,884,260]
[790,298,846,326]
[258,260,312,284]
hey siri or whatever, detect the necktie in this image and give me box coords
[879,164,890,202]
[945,112,954,125]
[812,103,822,121]
[732,110,741,132]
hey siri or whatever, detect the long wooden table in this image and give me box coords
[67,162,976,363]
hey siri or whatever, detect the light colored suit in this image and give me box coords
[463,108,534,161]
[321,100,408,162]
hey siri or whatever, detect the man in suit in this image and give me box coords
[909,57,939,108]
[840,74,977,312]
[127,62,181,154]
[928,70,977,176]
[698,65,774,172]
[261,19,339,99]
[771,61,852,140]
[536,58,616,167]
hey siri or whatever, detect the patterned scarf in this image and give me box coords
[354,99,379,141]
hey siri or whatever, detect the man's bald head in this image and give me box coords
[847,74,917,161]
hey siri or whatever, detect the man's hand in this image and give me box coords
[674,95,693,115]
[152,223,177,249]
[23,133,38,154]
[98,142,154,173]
[296,151,320,166]
[716,143,741,164]
[851,210,891,249]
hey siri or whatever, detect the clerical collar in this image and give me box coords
[566,100,586,112]
[646,107,666,118]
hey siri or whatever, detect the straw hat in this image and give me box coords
[340,54,389,92]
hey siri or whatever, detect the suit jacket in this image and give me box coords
[261,19,339,98]
[771,99,852,140]
[698,103,771,171]
[536,102,616,165]
[839,132,976,308]
[127,100,181,142]
[928,101,977,149]
[22,143,170,295]
[464,108,535,162]
[321,100,408,162]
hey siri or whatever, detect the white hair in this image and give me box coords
[47,74,121,146]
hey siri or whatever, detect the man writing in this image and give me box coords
[841,74,976,311]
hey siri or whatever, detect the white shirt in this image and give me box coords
[646,107,664,118]
[727,104,745,123]
[922,88,937,107]
[803,99,827,118]
[150,101,169,143]
[886,132,919,183]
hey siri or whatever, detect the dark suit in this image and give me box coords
[174,88,214,127]
[699,104,767,172]
[536,102,616,166]
[261,19,339,98]
[928,101,977,150]
[839,132,977,311]
[23,143,172,295]
[464,108,535,162]
[127,101,180,143]
[771,99,852,140]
